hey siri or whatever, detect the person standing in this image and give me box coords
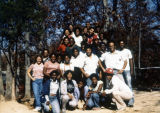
[42,49,50,63]
[99,41,127,83]
[27,55,44,111]
[80,46,99,86]
[60,54,74,77]
[119,40,134,107]
[43,53,60,78]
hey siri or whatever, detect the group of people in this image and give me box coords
[27,23,134,113]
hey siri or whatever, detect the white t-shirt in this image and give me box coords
[120,48,132,70]
[73,35,83,47]
[70,32,76,38]
[83,54,99,75]
[70,52,85,68]
[89,80,103,92]
[100,50,126,70]
[60,63,74,74]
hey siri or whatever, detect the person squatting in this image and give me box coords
[27,24,134,113]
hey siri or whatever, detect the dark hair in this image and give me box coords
[64,54,71,59]
[35,55,43,63]
[108,40,115,44]
[72,48,80,53]
[43,49,49,54]
[64,70,74,78]
[49,53,57,59]
[90,73,99,80]
[50,70,59,76]
[85,45,92,51]
[64,29,70,34]
[62,37,70,44]
[119,39,126,44]
[69,37,75,43]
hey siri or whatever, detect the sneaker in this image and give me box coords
[33,107,41,112]
[128,104,134,107]
[117,107,126,111]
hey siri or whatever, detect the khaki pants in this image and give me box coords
[112,91,133,110]
[62,95,77,110]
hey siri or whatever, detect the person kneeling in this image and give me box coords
[61,70,80,113]
[84,74,103,110]
[41,70,60,113]
[101,68,133,111]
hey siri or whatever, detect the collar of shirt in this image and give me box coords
[50,79,58,83]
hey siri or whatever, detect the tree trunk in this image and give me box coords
[24,32,31,98]
[0,50,4,101]
[103,0,109,32]
[5,64,12,100]
[11,76,16,100]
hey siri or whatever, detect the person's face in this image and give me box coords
[57,56,62,63]
[50,73,57,81]
[81,45,85,51]
[92,77,98,85]
[36,56,42,64]
[109,42,115,53]
[78,81,84,88]
[89,28,94,34]
[64,38,69,45]
[76,29,80,36]
[69,25,73,31]
[67,72,72,80]
[51,55,56,63]
[73,49,79,57]
[86,23,90,29]
[70,39,75,46]
[94,39,99,44]
[43,50,49,57]
[107,75,112,80]
[119,41,125,49]
[64,56,70,64]
[83,28,88,33]
[100,34,104,40]
[65,30,70,36]
[86,48,92,56]
[101,44,106,51]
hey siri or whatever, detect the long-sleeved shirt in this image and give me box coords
[105,76,133,96]
[61,80,80,101]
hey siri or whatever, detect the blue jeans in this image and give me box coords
[86,78,92,86]
[123,70,134,106]
[87,93,100,108]
[49,96,60,113]
[32,79,43,108]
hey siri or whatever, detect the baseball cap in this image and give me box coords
[105,68,114,75]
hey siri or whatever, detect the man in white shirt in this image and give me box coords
[84,74,103,110]
[41,70,60,113]
[102,68,133,111]
[99,41,127,82]
[80,46,99,86]
[119,40,134,107]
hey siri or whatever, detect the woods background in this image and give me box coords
[0,0,160,101]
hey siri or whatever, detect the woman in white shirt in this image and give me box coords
[60,54,74,78]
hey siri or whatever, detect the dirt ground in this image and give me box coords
[0,90,160,113]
